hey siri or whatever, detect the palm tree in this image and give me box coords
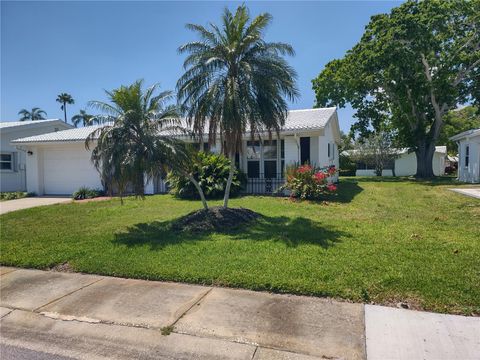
[71,110,94,127]
[18,107,47,121]
[56,93,75,123]
[85,80,195,204]
[177,5,298,208]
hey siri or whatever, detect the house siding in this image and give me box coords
[457,135,480,183]
[1,121,71,192]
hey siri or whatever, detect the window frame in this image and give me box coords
[465,144,469,168]
[0,152,13,171]
[245,139,285,179]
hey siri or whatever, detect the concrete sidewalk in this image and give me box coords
[449,188,480,199]
[1,267,479,359]
[0,197,71,215]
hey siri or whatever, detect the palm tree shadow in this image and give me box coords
[113,214,348,250]
[231,215,348,248]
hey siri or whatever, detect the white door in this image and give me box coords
[43,145,102,195]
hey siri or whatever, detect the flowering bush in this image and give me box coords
[280,164,337,200]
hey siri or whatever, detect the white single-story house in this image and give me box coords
[450,128,480,183]
[11,108,341,196]
[343,146,447,177]
[0,119,72,192]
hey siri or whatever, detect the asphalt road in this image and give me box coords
[0,344,74,360]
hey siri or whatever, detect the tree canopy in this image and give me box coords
[86,80,184,202]
[18,107,47,121]
[56,93,75,123]
[438,106,480,155]
[312,0,480,177]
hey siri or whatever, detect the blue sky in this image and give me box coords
[1,1,401,132]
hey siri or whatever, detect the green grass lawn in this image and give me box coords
[1,178,479,315]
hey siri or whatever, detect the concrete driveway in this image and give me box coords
[0,197,71,215]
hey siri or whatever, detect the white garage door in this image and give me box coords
[43,145,102,195]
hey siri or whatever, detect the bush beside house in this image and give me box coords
[167,152,246,199]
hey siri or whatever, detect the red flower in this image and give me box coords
[314,172,327,182]
[327,166,336,175]
[327,184,337,192]
[297,164,312,173]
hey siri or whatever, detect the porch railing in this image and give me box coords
[242,174,286,196]
[153,174,287,196]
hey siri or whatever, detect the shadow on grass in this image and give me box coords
[113,214,348,250]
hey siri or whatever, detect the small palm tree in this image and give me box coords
[177,5,298,208]
[71,110,94,127]
[18,107,47,121]
[56,93,75,123]
[85,80,191,204]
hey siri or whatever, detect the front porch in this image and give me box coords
[150,134,338,196]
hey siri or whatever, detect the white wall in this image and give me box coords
[284,136,299,166]
[457,135,480,183]
[1,123,69,192]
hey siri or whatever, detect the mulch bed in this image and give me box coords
[171,206,260,233]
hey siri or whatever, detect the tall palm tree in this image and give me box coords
[85,80,192,204]
[177,5,298,208]
[56,93,75,123]
[18,107,47,121]
[71,110,94,127]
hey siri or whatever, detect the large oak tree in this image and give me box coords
[312,0,479,177]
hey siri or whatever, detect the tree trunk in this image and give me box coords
[223,154,236,208]
[415,141,435,178]
[63,104,67,123]
[187,174,208,210]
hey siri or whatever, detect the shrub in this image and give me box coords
[280,164,337,200]
[339,153,357,176]
[0,191,28,201]
[167,152,246,199]
[72,187,105,200]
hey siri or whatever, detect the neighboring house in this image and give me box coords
[0,119,72,192]
[342,146,447,177]
[12,108,341,196]
[450,128,480,183]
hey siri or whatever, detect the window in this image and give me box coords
[263,140,277,178]
[247,161,260,178]
[263,140,277,159]
[300,137,310,164]
[0,153,12,170]
[328,143,330,158]
[246,141,261,160]
[465,145,469,167]
[247,141,260,178]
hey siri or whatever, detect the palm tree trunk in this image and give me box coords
[223,154,235,208]
[186,174,208,210]
[63,103,67,123]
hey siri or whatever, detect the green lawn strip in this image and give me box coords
[1,178,479,315]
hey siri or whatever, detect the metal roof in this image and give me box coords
[12,108,338,144]
[11,124,105,143]
[0,119,70,131]
[449,128,480,141]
